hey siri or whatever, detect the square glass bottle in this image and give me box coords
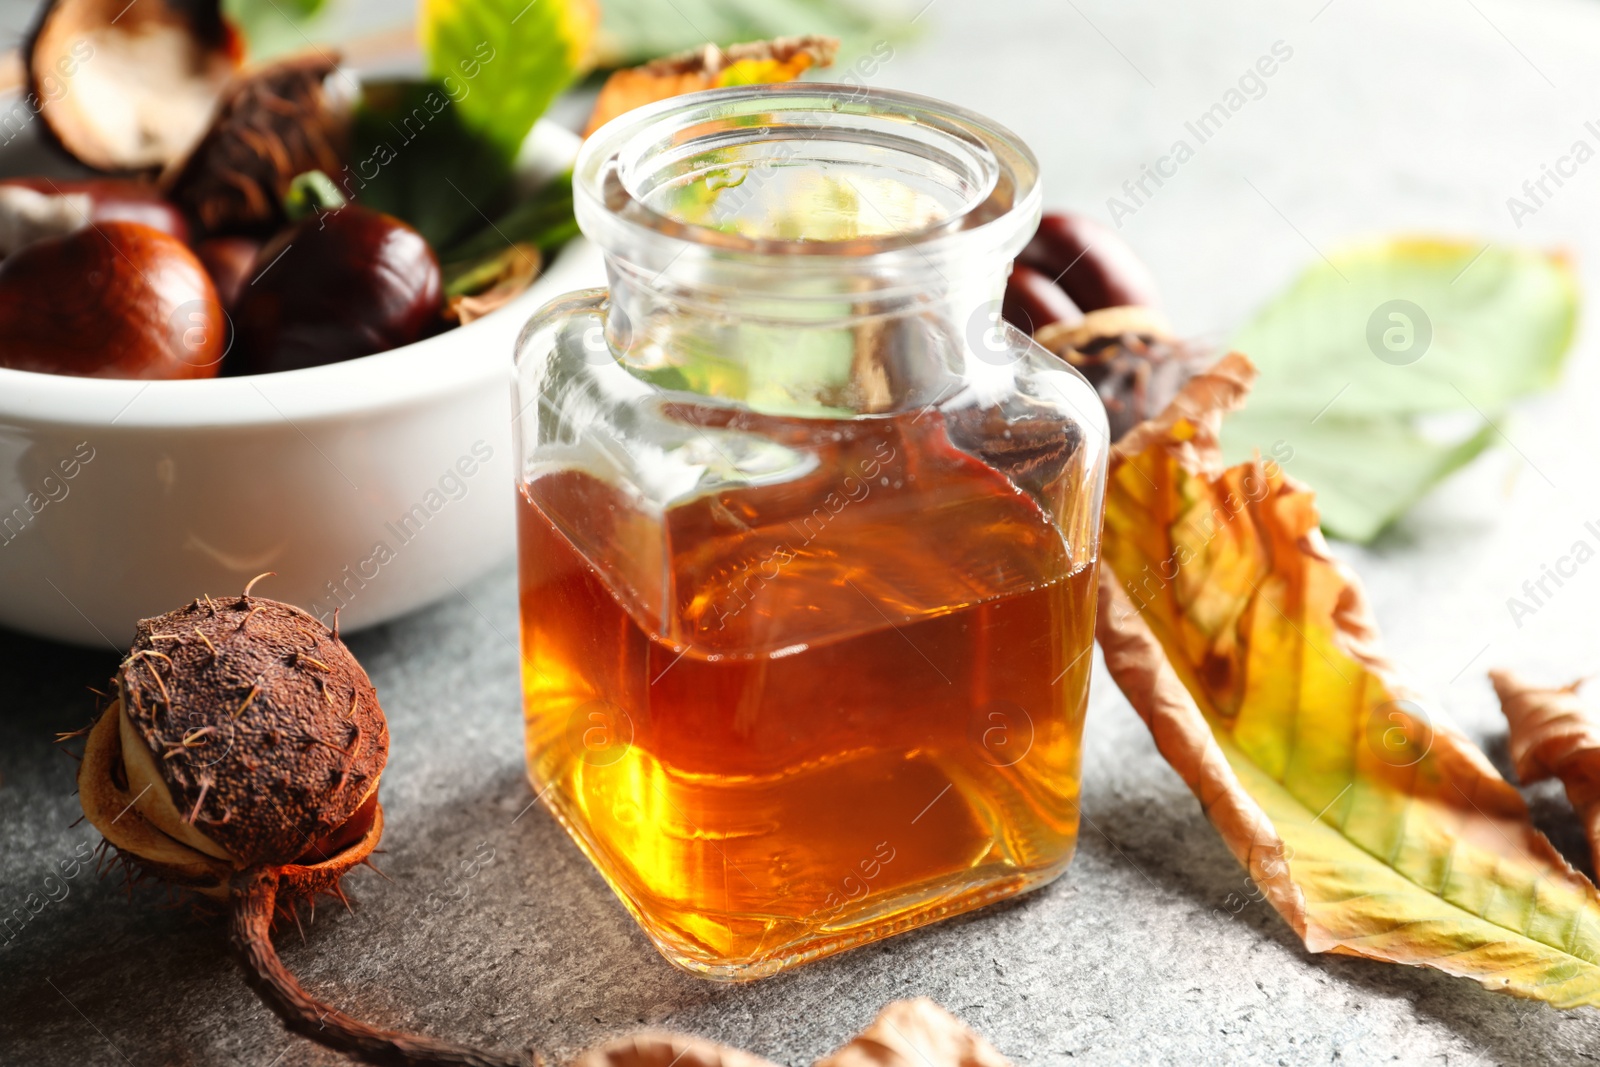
[513,85,1108,979]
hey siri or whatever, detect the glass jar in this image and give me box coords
[513,84,1108,980]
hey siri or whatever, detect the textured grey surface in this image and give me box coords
[7,0,1600,1064]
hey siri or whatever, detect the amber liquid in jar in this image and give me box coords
[518,405,1095,978]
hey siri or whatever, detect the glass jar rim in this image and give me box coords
[574,83,1042,282]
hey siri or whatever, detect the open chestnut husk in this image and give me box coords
[232,174,442,375]
[79,588,388,897]
[25,0,243,173]
[1034,308,1209,443]
[73,580,538,1067]
[0,220,225,378]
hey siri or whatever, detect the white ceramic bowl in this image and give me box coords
[0,121,603,648]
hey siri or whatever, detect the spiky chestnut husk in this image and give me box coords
[76,580,530,1067]
[1034,307,1210,444]
[163,52,351,237]
[115,591,387,866]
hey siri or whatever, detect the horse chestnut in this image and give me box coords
[232,203,442,374]
[0,221,225,379]
[1002,262,1084,334]
[196,235,261,312]
[25,0,242,173]
[1017,212,1161,312]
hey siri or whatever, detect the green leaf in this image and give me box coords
[1221,238,1577,542]
[352,80,512,250]
[441,171,577,267]
[594,0,912,67]
[439,173,578,297]
[1219,411,1497,544]
[221,0,329,59]
[420,0,596,162]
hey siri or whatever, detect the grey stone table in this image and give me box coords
[7,0,1600,1063]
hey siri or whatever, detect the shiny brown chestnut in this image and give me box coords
[1017,212,1161,312]
[195,235,261,312]
[0,177,191,243]
[1002,262,1084,335]
[231,174,442,375]
[0,221,225,379]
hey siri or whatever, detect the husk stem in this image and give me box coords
[228,867,528,1067]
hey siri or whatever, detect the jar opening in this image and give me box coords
[575,85,1041,281]
[619,109,1000,244]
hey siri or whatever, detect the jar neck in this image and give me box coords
[573,85,1041,414]
[602,246,1011,332]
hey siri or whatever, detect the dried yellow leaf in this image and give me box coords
[1098,352,1600,1006]
[583,36,839,137]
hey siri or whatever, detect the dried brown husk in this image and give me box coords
[1034,306,1209,443]
[115,594,387,867]
[163,52,352,236]
[814,999,1011,1067]
[79,590,388,897]
[571,1000,1007,1067]
[74,585,526,1067]
[571,1034,780,1067]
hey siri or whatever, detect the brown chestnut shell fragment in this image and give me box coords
[163,52,351,236]
[116,595,388,868]
[232,205,442,374]
[0,220,224,379]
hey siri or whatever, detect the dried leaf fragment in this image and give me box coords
[584,35,839,137]
[569,1032,779,1067]
[814,999,1011,1067]
[444,243,541,325]
[1492,670,1600,873]
[1097,352,1600,1007]
[568,1001,1007,1067]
